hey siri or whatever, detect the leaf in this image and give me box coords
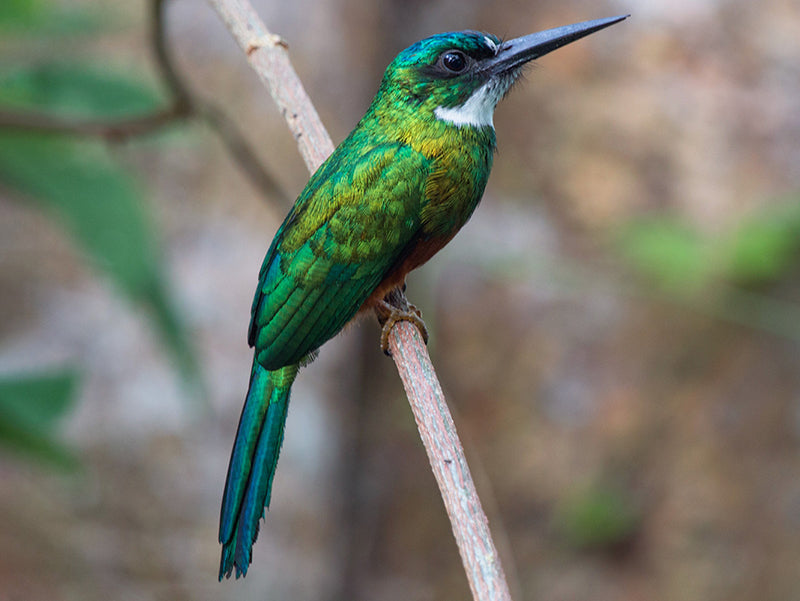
[0,370,76,428]
[716,199,800,285]
[0,133,159,290]
[616,218,711,293]
[0,133,201,390]
[0,0,42,29]
[556,483,640,551]
[0,61,199,392]
[0,369,79,470]
[0,62,162,119]
[0,0,107,35]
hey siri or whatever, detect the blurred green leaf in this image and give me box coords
[0,0,105,34]
[0,62,162,119]
[0,0,42,28]
[0,132,200,390]
[615,203,800,341]
[618,198,800,293]
[0,133,159,291]
[0,370,76,428]
[0,369,79,470]
[616,218,711,293]
[556,483,640,551]
[0,57,199,393]
[716,199,800,285]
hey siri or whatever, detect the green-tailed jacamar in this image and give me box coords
[219,15,628,579]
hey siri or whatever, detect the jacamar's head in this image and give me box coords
[373,15,628,130]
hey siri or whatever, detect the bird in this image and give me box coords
[218,14,629,579]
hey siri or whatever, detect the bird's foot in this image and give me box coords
[378,303,428,355]
[375,289,428,356]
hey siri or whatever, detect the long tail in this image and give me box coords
[218,360,299,580]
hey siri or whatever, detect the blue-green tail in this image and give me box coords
[218,360,299,580]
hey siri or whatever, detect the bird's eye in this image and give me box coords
[440,50,468,73]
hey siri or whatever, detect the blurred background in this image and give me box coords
[1,0,799,599]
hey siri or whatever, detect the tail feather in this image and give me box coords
[219,360,299,580]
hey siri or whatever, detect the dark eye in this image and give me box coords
[440,50,467,73]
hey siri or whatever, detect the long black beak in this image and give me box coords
[487,15,629,75]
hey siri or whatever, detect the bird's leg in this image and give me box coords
[375,287,428,355]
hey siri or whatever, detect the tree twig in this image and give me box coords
[206,1,513,599]
[0,0,286,201]
[0,106,188,140]
[151,0,286,200]
[151,0,193,112]
[206,0,334,171]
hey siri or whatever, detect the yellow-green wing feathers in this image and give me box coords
[249,143,428,370]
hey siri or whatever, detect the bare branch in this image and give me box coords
[382,294,514,601]
[206,1,514,599]
[0,106,187,141]
[151,0,193,112]
[153,0,287,200]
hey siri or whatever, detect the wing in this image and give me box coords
[248,142,429,370]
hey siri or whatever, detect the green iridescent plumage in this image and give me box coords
[219,16,628,580]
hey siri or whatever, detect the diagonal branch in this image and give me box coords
[205,1,513,600]
[151,0,286,200]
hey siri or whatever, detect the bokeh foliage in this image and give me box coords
[0,370,79,470]
[617,196,800,292]
[615,195,800,340]
[0,0,199,467]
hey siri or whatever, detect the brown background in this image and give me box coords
[1,0,799,600]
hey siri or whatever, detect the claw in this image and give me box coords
[379,304,428,355]
[374,288,428,355]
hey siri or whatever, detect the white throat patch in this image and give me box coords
[434,81,501,129]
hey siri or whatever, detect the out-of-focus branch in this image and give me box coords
[151,0,286,200]
[206,0,334,171]
[151,0,193,112]
[205,1,513,600]
[0,0,286,201]
[0,107,187,140]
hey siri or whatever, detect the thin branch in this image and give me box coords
[0,0,194,144]
[151,0,193,112]
[0,0,190,143]
[0,0,286,201]
[381,291,514,601]
[0,106,188,141]
[206,1,513,599]
[151,0,286,200]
